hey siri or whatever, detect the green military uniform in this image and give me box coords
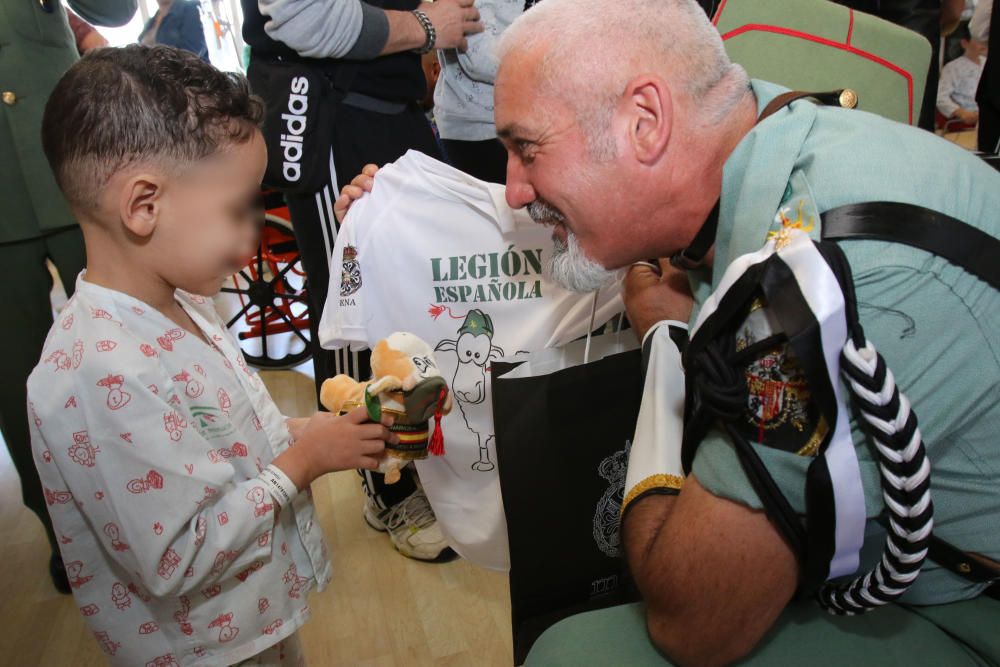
[526,80,1000,665]
[0,0,135,553]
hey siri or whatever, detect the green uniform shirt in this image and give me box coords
[690,79,1000,606]
[0,0,136,244]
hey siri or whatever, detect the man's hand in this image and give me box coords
[624,259,694,341]
[271,407,396,489]
[421,0,484,52]
[334,164,380,224]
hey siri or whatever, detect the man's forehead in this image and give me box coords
[495,73,556,139]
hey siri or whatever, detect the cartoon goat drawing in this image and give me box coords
[434,310,504,472]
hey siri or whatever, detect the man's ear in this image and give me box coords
[119,173,163,238]
[625,75,673,164]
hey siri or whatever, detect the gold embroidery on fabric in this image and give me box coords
[795,415,829,457]
[768,200,815,250]
[621,474,685,515]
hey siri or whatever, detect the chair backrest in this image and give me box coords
[713,0,932,125]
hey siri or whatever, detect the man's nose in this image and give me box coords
[505,158,536,209]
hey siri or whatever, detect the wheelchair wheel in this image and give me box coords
[216,198,313,370]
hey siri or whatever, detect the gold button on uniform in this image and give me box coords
[1,91,16,106]
[839,88,859,110]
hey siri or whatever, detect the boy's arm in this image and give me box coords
[30,358,287,599]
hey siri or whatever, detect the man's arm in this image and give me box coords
[68,0,137,28]
[623,475,798,667]
[258,0,482,61]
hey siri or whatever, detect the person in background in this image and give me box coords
[241,0,482,563]
[938,23,988,125]
[421,50,442,112]
[973,0,999,150]
[421,51,448,157]
[138,0,210,62]
[432,0,520,183]
[834,0,966,130]
[0,0,136,595]
[67,10,110,54]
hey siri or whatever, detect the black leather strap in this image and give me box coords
[670,199,720,269]
[927,536,1000,585]
[821,201,1000,290]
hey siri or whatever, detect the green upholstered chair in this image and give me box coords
[713,0,932,125]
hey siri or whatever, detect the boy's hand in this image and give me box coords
[272,408,396,489]
[334,164,380,223]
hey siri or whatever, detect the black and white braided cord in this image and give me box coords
[817,338,934,615]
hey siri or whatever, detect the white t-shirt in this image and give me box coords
[318,150,624,570]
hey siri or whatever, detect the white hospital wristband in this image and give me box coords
[259,464,299,508]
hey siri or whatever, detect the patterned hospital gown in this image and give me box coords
[27,276,331,667]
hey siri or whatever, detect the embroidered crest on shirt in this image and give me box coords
[340,245,362,298]
[190,404,236,440]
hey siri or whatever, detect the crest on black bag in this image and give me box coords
[731,296,827,457]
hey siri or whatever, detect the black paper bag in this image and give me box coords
[492,334,644,665]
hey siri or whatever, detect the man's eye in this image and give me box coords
[516,141,537,164]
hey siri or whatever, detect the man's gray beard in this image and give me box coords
[550,232,618,293]
[527,199,617,293]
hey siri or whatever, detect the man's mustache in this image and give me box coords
[527,199,566,226]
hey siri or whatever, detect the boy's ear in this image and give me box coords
[119,173,163,238]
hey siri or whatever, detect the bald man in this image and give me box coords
[487,0,1000,664]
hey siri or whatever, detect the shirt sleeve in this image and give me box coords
[937,61,962,117]
[29,331,282,599]
[317,201,370,350]
[67,0,137,27]
[258,0,388,60]
[451,0,504,84]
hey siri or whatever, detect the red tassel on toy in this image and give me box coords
[428,388,446,456]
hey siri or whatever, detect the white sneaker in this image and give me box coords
[364,489,456,562]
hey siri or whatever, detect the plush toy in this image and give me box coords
[320,332,452,484]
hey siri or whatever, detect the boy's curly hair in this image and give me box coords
[42,45,264,211]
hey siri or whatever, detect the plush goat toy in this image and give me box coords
[320,332,452,483]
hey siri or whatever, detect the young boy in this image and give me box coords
[938,24,989,126]
[29,45,396,666]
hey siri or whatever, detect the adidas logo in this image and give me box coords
[281,76,309,182]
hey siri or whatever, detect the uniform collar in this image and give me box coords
[714,80,819,284]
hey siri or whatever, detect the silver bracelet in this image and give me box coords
[412,8,436,54]
[259,464,299,509]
